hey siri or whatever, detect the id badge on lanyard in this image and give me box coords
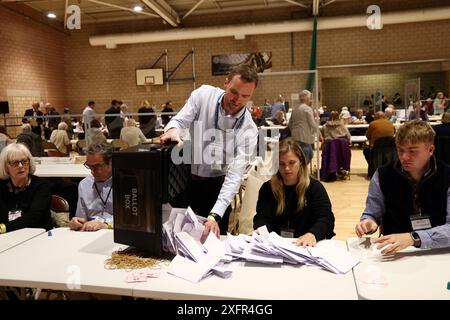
[209,141,224,170]
[280,228,295,238]
[8,210,22,222]
[410,214,432,230]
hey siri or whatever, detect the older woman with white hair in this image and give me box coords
[0,143,52,233]
[50,122,71,155]
[120,118,146,147]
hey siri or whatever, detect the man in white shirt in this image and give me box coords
[69,143,113,231]
[82,100,97,132]
[160,65,259,240]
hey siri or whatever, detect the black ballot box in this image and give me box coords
[112,143,190,256]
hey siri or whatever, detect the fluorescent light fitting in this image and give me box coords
[133,5,143,12]
[47,12,57,19]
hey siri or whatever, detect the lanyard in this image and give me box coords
[94,183,112,209]
[214,93,246,131]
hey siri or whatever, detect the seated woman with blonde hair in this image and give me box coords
[253,138,335,246]
[0,143,52,233]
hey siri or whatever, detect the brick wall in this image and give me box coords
[0,6,67,123]
[2,4,450,118]
[322,72,447,111]
[64,15,450,113]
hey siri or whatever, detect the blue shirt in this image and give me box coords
[75,175,113,224]
[362,169,450,249]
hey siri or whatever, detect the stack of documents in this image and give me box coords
[163,209,359,281]
[224,226,360,274]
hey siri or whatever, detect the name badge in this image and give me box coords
[8,210,22,222]
[280,228,295,238]
[209,141,223,170]
[410,214,432,230]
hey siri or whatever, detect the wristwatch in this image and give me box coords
[410,231,421,248]
[208,212,221,223]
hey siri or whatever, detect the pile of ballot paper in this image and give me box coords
[162,206,359,283]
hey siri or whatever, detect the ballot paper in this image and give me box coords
[307,240,360,274]
[162,206,206,254]
[168,232,226,282]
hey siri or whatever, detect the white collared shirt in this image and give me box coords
[165,85,258,217]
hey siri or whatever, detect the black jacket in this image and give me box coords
[0,175,53,232]
[253,178,335,240]
[22,108,43,125]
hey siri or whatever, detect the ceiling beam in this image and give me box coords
[313,0,319,15]
[141,0,180,27]
[182,0,207,20]
[282,0,308,9]
[87,0,159,18]
[322,0,337,8]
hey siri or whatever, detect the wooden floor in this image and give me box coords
[316,148,370,240]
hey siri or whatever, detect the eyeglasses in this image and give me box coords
[8,159,30,167]
[83,162,106,170]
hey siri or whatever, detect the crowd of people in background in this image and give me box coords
[0,75,449,258]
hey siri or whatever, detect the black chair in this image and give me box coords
[368,136,397,177]
[434,136,450,165]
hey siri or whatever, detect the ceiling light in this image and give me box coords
[133,5,143,12]
[47,12,57,19]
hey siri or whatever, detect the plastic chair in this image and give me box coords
[46,149,66,157]
[237,173,268,235]
[50,195,70,228]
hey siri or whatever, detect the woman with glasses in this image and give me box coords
[253,138,335,247]
[0,143,52,234]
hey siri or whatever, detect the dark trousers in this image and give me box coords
[188,175,231,235]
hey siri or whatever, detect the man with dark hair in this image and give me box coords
[69,143,114,232]
[22,102,43,137]
[82,101,97,133]
[356,120,450,254]
[161,101,174,126]
[160,64,259,239]
[105,99,123,139]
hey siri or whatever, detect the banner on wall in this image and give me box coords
[211,52,272,76]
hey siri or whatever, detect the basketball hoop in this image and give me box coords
[144,76,154,93]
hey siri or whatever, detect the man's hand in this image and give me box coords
[373,233,414,255]
[200,219,220,243]
[294,232,317,247]
[69,217,86,231]
[355,219,378,237]
[159,128,182,145]
[81,220,108,232]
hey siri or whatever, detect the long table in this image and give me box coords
[133,240,358,300]
[347,237,450,300]
[0,228,45,253]
[33,157,90,178]
[0,228,357,299]
[0,228,134,296]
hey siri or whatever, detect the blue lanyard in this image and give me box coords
[214,93,246,131]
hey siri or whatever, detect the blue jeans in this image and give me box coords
[296,141,313,165]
